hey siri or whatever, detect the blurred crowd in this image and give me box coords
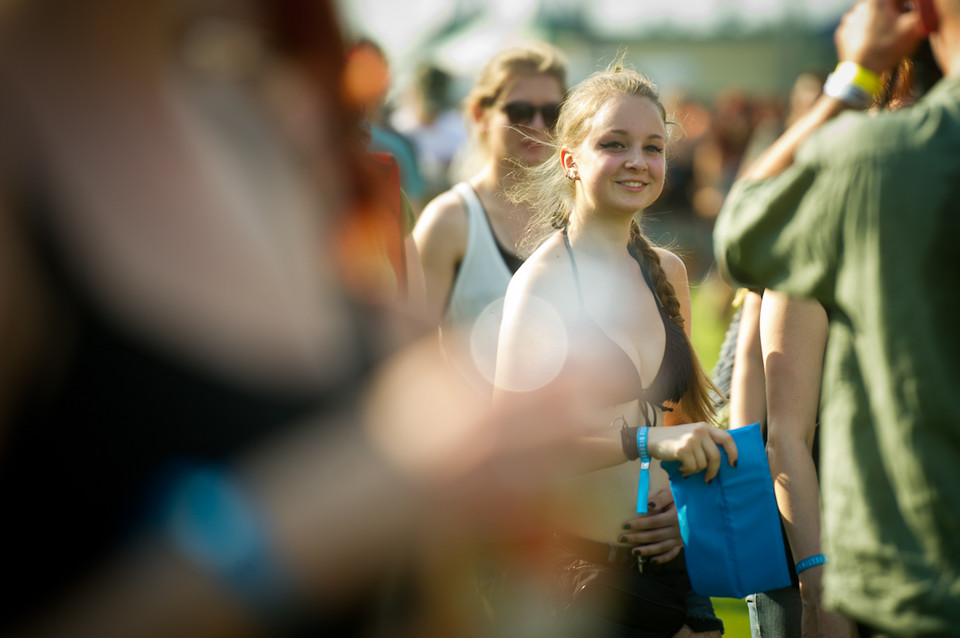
[372,52,827,282]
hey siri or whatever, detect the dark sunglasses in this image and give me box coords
[500,101,561,129]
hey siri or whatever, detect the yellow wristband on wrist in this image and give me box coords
[832,61,881,96]
[823,61,881,109]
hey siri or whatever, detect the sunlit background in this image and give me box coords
[337,0,849,97]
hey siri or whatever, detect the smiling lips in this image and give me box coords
[617,180,648,190]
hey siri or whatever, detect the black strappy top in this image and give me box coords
[562,228,692,425]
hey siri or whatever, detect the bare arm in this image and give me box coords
[729,290,766,430]
[402,234,427,314]
[741,0,925,183]
[761,292,853,638]
[411,191,467,323]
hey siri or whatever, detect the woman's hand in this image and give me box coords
[619,488,683,562]
[646,422,737,482]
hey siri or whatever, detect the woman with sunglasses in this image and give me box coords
[413,41,567,396]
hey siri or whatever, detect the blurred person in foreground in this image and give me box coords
[391,63,469,200]
[495,61,736,638]
[414,41,568,397]
[0,1,702,636]
[714,0,960,636]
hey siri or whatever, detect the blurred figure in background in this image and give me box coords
[391,62,469,200]
[345,36,428,211]
[341,36,427,311]
[414,41,568,397]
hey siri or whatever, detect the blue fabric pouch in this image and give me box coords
[662,422,791,599]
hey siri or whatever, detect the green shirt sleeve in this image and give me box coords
[714,113,883,307]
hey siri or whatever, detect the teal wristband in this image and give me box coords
[795,553,827,574]
[636,427,650,514]
[160,464,294,618]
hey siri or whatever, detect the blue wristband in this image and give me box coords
[159,463,294,617]
[795,553,827,574]
[636,427,650,514]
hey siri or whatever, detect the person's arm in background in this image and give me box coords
[411,191,467,323]
[761,292,854,638]
[728,289,766,431]
[741,0,925,183]
[400,189,427,314]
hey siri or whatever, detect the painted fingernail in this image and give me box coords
[622,523,632,530]
[648,502,656,510]
[733,460,738,468]
[618,536,628,543]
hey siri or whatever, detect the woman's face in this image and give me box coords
[480,72,564,166]
[566,94,666,219]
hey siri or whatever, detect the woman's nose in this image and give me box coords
[624,150,645,170]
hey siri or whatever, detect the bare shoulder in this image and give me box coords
[508,232,570,297]
[413,188,468,245]
[504,232,582,322]
[653,247,689,288]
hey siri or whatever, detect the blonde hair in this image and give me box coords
[514,60,720,425]
[461,41,568,163]
[517,63,667,253]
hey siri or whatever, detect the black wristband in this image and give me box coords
[618,418,640,461]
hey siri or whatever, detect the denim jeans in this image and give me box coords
[746,586,801,638]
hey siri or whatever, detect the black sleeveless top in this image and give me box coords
[562,228,692,425]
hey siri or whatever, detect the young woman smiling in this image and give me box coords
[494,63,730,637]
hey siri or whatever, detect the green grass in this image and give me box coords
[690,272,735,375]
[712,597,751,636]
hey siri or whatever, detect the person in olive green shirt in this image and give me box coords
[714,0,960,636]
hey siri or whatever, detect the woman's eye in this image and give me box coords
[598,141,624,150]
[645,145,664,154]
